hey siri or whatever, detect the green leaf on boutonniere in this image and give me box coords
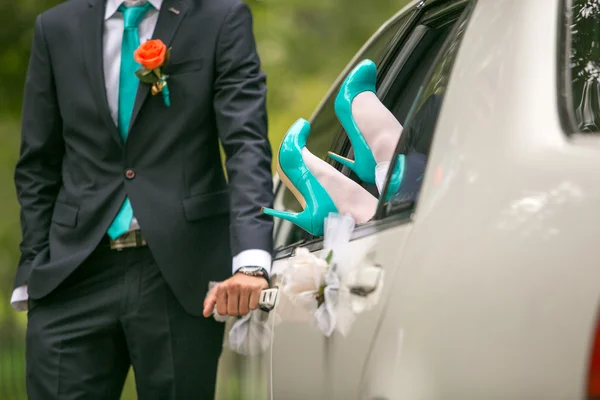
[316,286,325,306]
[164,47,172,68]
[138,67,153,76]
[136,67,158,84]
[325,250,334,265]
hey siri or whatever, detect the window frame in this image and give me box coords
[377,0,470,101]
[558,0,581,135]
[376,0,475,220]
[327,10,422,173]
[275,7,420,250]
[273,0,474,260]
[557,0,600,135]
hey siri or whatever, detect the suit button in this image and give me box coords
[125,169,135,180]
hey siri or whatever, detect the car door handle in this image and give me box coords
[258,287,279,312]
[348,262,383,297]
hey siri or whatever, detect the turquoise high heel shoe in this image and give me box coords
[330,59,408,199]
[262,119,338,237]
[384,154,406,202]
[329,59,378,185]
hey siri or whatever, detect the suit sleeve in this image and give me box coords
[13,14,64,288]
[213,2,274,258]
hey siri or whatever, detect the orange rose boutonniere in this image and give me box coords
[134,39,171,107]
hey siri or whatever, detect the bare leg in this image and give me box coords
[302,148,377,224]
[351,92,403,194]
[352,92,403,164]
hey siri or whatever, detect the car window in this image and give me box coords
[274,3,472,252]
[563,0,600,133]
[379,4,472,214]
[280,12,414,217]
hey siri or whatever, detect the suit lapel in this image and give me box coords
[81,0,122,147]
[129,0,189,131]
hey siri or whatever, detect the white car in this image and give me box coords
[236,0,600,398]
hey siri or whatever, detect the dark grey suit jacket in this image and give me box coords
[14,0,274,315]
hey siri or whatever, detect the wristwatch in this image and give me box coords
[236,266,269,283]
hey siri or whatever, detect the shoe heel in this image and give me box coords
[328,151,357,172]
[262,207,298,223]
[262,207,307,229]
[262,207,322,236]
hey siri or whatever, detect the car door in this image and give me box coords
[267,1,473,399]
[361,0,600,399]
[266,7,417,399]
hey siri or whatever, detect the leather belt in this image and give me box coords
[109,231,147,251]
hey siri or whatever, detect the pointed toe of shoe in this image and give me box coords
[335,59,377,113]
[346,59,377,92]
[353,59,377,84]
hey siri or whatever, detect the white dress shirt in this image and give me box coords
[11,0,272,311]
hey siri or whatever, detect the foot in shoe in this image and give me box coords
[262,119,338,237]
[302,147,377,224]
[329,59,403,185]
[352,91,403,164]
[329,59,378,185]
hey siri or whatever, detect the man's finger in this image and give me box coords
[227,283,240,316]
[248,287,260,311]
[216,285,228,316]
[238,285,250,316]
[203,290,217,318]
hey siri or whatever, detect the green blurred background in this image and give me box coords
[0,0,408,398]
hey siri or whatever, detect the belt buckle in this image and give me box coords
[110,235,126,251]
[134,231,146,247]
[109,231,146,251]
[110,231,133,251]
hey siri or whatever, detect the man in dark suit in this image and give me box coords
[13,0,274,398]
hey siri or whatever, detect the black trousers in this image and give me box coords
[25,243,225,400]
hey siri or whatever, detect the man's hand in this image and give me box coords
[203,273,268,318]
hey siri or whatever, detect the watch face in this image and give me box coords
[240,267,264,276]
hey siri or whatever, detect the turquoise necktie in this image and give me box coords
[107,2,154,240]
